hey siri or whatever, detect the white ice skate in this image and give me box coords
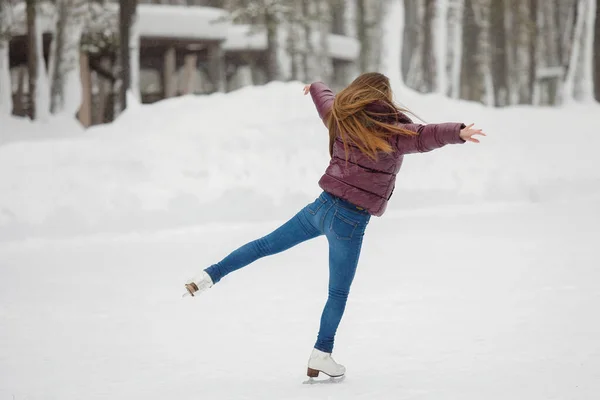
[182,271,214,298]
[303,348,346,384]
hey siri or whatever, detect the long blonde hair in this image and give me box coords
[327,72,416,160]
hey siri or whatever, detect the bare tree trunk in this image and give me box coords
[317,0,332,82]
[529,0,538,103]
[402,0,419,81]
[0,0,12,116]
[356,0,367,72]
[580,0,597,101]
[119,0,137,111]
[422,0,435,92]
[50,0,86,115]
[301,0,313,79]
[265,9,280,82]
[405,1,425,90]
[563,0,587,101]
[490,0,507,105]
[474,0,494,105]
[448,0,464,98]
[26,0,37,119]
[434,0,449,94]
[595,0,600,101]
[461,0,482,101]
[286,2,302,81]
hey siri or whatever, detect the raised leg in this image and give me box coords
[205,209,321,284]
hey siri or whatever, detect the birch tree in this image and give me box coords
[356,0,384,73]
[578,0,597,101]
[563,0,590,101]
[403,1,424,89]
[49,0,87,115]
[447,0,464,98]
[421,0,435,92]
[435,0,449,94]
[595,0,600,101]
[490,0,507,105]
[0,0,12,116]
[380,0,404,88]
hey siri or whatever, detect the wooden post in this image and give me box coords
[97,56,112,123]
[14,66,26,116]
[163,46,176,98]
[207,42,225,92]
[182,53,198,95]
[78,51,92,127]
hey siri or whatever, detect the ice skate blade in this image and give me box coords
[302,375,345,385]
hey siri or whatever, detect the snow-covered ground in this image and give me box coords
[1,198,599,399]
[2,82,599,242]
[1,83,599,399]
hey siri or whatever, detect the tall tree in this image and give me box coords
[528,0,538,103]
[49,0,87,115]
[447,0,464,98]
[26,0,37,119]
[595,0,600,101]
[356,0,367,72]
[563,0,592,101]
[490,0,507,105]
[460,0,482,101]
[264,5,281,81]
[118,0,137,112]
[421,0,435,92]
[0,0,12,116]
[580,0,597,101]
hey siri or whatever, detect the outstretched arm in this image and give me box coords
[396,122,485,154]
[304,82,335,126]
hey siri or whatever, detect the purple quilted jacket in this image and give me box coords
[310,82,466,217]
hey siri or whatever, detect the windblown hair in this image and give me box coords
[326,72,416,160]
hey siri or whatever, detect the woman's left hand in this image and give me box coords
[460,123,487,143]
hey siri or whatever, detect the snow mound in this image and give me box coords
[1,82,599,241]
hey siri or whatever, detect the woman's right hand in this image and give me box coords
[460,123,486,143]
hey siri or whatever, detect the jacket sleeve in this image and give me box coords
[395,122,466,154]
[309,82,335,126]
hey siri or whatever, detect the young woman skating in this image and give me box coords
[184,72,486,380]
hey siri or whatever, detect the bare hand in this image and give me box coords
[460,123,486,143]
[303,84,311,95]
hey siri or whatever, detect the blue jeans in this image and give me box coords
[205,191,371,353]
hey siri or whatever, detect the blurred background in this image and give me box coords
[2,3,600,399]
[1,0,598,127]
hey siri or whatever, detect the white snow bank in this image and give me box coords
[1,82,599,241]
[0,114,84,145]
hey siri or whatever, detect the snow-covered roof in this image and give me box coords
[327,34,360,61]
[137,4,230,41]
[222,26,360,61]
[222,25,267,52]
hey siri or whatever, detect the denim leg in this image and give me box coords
[314,208,369,353]
[205,209,321,284]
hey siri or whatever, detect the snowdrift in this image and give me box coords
[1,82,599,241]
